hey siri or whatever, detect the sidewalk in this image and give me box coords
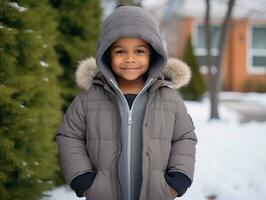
[220,94,266,123]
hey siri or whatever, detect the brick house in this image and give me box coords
[151,0,266,92]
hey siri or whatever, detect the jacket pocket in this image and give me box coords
[85,170,114,200]
[147,170,174,200]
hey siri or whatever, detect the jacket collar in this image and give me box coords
[75,57,191,91]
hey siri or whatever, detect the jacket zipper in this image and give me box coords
[110,78,153,200]
[110,79,133,200]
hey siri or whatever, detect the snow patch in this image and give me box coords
[42,77,49,82]
[40,61,49,68]
[25,29,34,33]
[8,2,28,12]
[42,186,86,200]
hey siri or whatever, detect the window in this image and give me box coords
[194,24,221,73]
[249,26,266,73]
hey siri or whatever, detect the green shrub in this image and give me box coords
[180,37,207,101]
[0,1,62,199]
[50,0,102,111]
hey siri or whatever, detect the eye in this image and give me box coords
[136,49,146,55]
[113,49,126,55]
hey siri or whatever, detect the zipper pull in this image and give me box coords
[128,112,132,125]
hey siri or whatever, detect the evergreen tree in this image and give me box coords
[50,0,102,110]
[180,37,206,101]
[0,1,63,199]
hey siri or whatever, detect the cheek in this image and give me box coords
[111,56,121,72]
[141,58,150,74]
[142,56,150,68]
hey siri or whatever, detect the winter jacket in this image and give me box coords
[56,57,197,200]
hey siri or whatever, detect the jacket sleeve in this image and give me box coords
[56,91,94,186]
[167,94,197,183]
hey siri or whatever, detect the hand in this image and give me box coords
[167,185,178,198]
[82,187,90,197]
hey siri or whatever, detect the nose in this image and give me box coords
[125,53,136,64]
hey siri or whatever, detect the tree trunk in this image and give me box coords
[204,0,217,119]
[205,0,212,85]
[207,0,235,119]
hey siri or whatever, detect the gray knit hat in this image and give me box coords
[96,6,168,83]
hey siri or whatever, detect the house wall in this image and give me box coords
[178,16,266,92]
[225,19,249,91]
[176,17,194,58]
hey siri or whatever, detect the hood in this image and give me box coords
[96,6,168,85]
[75,57,191,90]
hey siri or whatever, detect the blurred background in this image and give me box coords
[0,0,266,200]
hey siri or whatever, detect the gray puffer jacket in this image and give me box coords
[56,56,197,200]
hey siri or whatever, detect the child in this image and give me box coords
[56,6,197,200]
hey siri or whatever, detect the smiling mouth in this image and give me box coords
[121,66,141,70]
[121,68,140,70]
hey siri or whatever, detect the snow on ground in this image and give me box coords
[219,92,266,106]
[42,186,85,200]
[41,93,266,200]
[182,98,266,200]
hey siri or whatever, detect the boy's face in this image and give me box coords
[110,38,150,84]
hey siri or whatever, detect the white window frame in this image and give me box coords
[247,25,266,74]
[193,23,220,74]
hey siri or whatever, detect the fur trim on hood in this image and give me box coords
[75,57,191,91]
